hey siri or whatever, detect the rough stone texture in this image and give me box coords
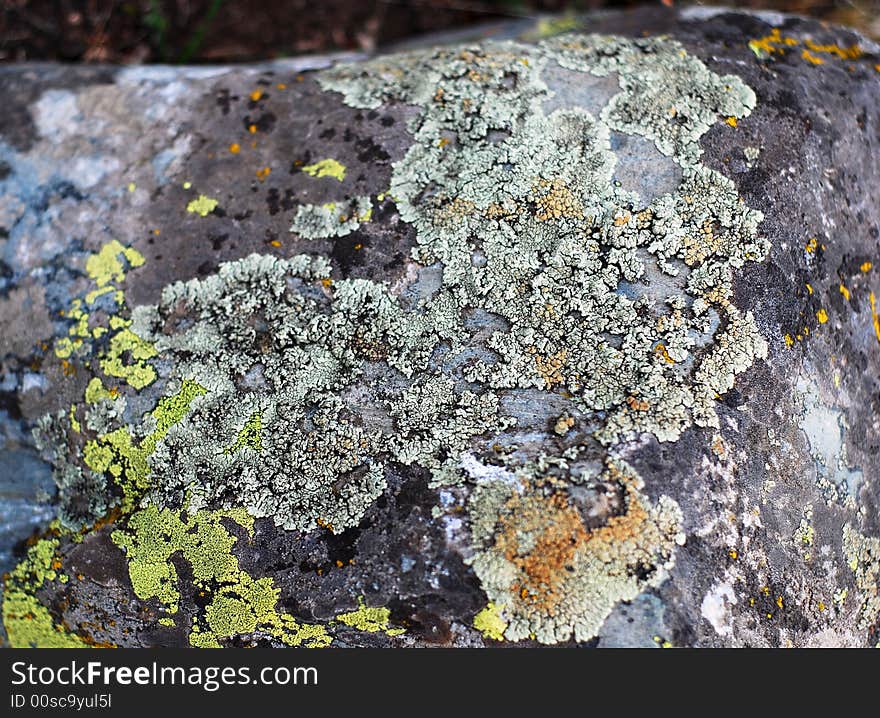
[1,7,879,648]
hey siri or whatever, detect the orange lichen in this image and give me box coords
[802,50,824,65]
[229,143,241,154]
[860,261,873,273]
[805,237,818,254]
[256,167,271,181]
[725,116,738,127]
[804,38,862,60]
[498,491,588,614]
[250,90,263,102]
[248,124,257,134]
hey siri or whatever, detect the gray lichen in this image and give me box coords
[318,34,769,446]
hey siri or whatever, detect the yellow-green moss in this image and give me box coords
[99,328,158,390]
[85,379,207,509]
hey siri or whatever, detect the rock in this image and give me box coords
[1,7,879,648]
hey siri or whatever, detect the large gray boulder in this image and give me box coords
[1,7,878,648]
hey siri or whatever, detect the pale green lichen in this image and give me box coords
[187,194,219,217]
[301,158,347,181]
[290,196,372,239]
[120,250,486,532]
[318,35,768,446]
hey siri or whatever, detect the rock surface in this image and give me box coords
[1,7,879,648]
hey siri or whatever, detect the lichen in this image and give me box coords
[842,524,880,631]
[2,538,88,648]
[19,33,773,646]
[111,505,330,647]
[186,194,219,217]
[301,158,347,182]
[289,196,372,239]
[466,459,683,644]
[473,602,508,641]
[319,35,768,446]
[335,597,405,636]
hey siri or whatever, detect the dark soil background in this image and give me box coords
[1,1,878,64]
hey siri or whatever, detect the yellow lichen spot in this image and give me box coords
[806,283,813,295]
[320,278,333,288]
[256,166,271,181]
[725,116,738,128]
[728,549,738,560]
[840,284,851,301]
[248,124,257,134]
[816,308,828,324]
[353,243,363,251]
[802,49,824,65]
[805,237,818,253]
[183,181,192,190]
[301,158,347,182]
[276,83,287,90]
[86,240,146,288]
[127,182,136,193]
[776,596,784,609]
[474,602,507,641]
[100,328,158,390]
[270,240,281,248]
[186,195,218,217]
[249,89,263,102]
[861,261,873,273]
[335,597,404,637]
[784,333,794,348]
[817,601,826,612]
[229,143,241,154]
